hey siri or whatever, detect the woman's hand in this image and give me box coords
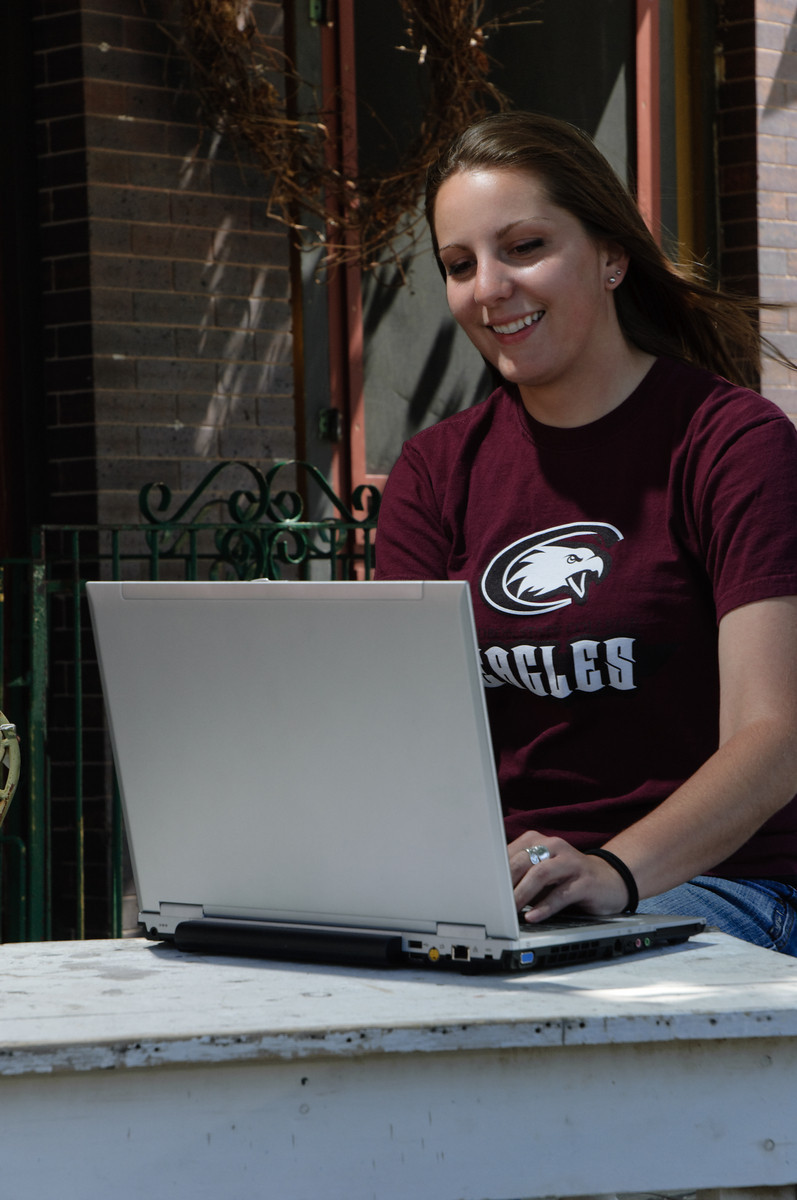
[508,832,630,922]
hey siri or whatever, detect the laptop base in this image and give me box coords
[168,915,706,973]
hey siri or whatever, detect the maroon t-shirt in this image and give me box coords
[375,357,797,878]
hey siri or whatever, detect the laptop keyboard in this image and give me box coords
[518,909,623,932]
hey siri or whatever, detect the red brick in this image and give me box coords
[720,218,758,249]
[32,12,83,50]
[51,182,89,222]
[53,393,96,425]
[720,247,759,278]
[47,423,98,459]
[84,113,171,155]
[718,78,757,109]
[718,107,756,136]
[719,192,758,223]
[44,44,85,85]
[719,18,757,51]
[56,323,94,358]
[722,47,756,78]
[718,133,757,166]
[718,0,755,25]
[720,163,758,194]
[52,255,92,291]
[38,149,89,188]
[35,79,86,120]
[42,113,88,153]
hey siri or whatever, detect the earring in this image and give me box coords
[608,276,616,284]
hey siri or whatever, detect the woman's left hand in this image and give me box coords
[508,832,629,922]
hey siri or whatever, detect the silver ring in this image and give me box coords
[525,844,551,866]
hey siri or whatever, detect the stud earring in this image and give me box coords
[608,276,616,284]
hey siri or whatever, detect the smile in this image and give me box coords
[490,311,544,335]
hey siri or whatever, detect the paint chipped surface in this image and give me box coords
[0,933,796,1078]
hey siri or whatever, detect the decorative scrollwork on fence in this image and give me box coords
[139,460,381,580]
[140,459,271,526]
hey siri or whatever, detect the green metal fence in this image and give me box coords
[0,461,380,942]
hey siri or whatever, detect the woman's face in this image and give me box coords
[433,167,629,420]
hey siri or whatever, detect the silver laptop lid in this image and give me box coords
[87,580,520,939]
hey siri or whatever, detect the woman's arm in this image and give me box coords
[512,595,797,920]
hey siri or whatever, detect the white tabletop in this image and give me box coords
[2,930,796,1077]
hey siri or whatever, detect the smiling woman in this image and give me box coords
[432,167,652,427]
[374,111,797,956]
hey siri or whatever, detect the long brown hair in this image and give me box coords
[425,111,789,389]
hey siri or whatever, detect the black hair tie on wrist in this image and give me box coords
[584,848,639,914]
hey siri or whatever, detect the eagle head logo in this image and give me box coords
[481,522,622,616]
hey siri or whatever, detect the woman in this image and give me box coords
[374,111,797,953]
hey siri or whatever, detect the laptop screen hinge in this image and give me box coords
[138,902,205,938]
[436,922,487,939]
[159,902,204,920]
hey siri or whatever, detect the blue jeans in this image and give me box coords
[638,876,797,955]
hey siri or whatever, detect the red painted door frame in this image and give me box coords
[636,0,662,242]
[319,1,369,503]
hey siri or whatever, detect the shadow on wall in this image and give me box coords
[763,13,797,112]
[361,218,492,478]
[172,0,296,465]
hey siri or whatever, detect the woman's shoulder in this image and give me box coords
[645,358,797,463]
[657,357,793,425]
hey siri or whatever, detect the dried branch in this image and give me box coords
[178,0,538,272]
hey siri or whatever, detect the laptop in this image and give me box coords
[87,579,704,971]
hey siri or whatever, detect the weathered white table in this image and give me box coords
[1,932,796,1200]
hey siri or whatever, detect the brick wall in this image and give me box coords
[754,0,797,416]
[706,1,797,414]
[716,0,758,298]
[34,0,296,527]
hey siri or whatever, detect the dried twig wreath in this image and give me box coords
[177,0,536,271]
